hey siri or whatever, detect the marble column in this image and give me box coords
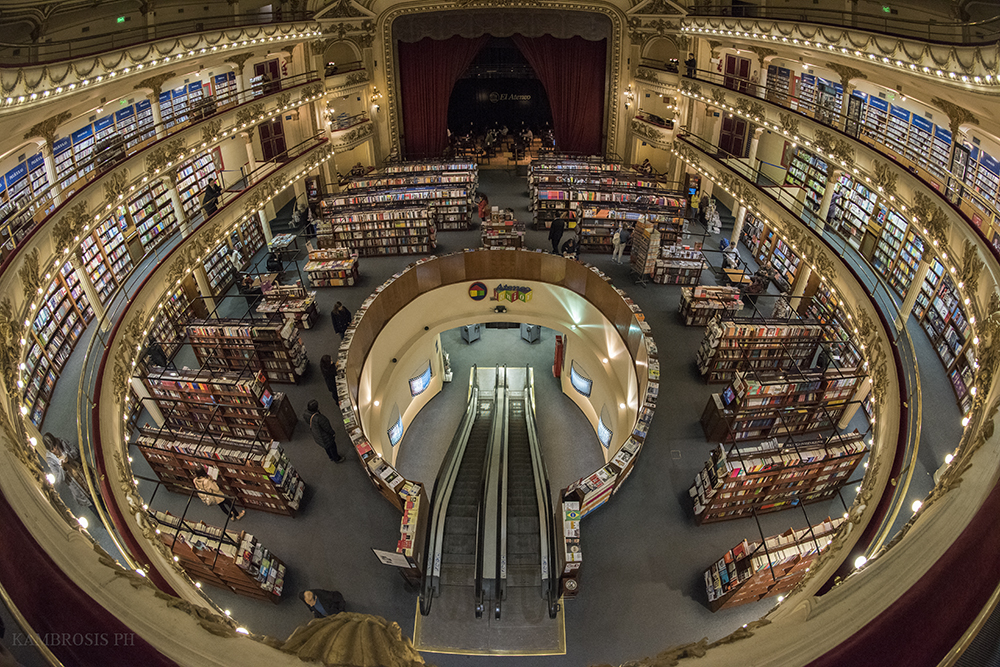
[838,377,872,428]
[163,174,192,237]
[730,205,747,246]
[149,93,165,139]
[894,257,931,331]
[68,251,106,321]
[789,265,812,312]
[192,265,218,314]
[42,145,63,207]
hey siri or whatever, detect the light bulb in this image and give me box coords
[854,556,867,569]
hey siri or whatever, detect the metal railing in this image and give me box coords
[0,11,314,64]
[686,5,1000,44]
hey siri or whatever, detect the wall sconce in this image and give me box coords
[371,86,383,112]
[623,85,634,110]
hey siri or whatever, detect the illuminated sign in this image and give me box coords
[388,415,403,446]
[597,417,612,448]
[570,362,592,397]
[409,363,432,396]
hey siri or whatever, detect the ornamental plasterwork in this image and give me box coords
[144,138,188,181]
[777,112,799,137]
[856,307,889,410]
[959,239,984,320]
[23,111,72,153]
[0,23,316,102]
[734,97,765,120]
[824,62,867,86]
[18,248,42,303]
[110,305,148,404]
[626,18,680,47]
[871,160,898,199]
[633,619,772,666]
[379,2,626,159]
[102,168,131,206]
[626,0,683,16]
[630,118,670,148]
[711,88,727,106]
[634,67,658,82]
[745,46,777,67]
[910,190,951,250]
[201,119,223,146]
[223,53,255,76]
[682,16,1000,79]
[132,71,177,97]
[50,202,90,255]
[318,0,369,18]
[0,299,20,395]
[680,80,702,98]
[331,120,374,150]
[929,96,980,136]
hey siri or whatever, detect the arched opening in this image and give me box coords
[641,36,680,70]
[322,39,363,72]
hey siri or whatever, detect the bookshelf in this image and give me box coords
[149,288,193,357]
[783,147,829,227]
[137,425,306,516]
[862,96,889,144]
[142,367,297,441]
[176,151,218,220]
[887,229,924,298]
[690,430,867,524]
[255,283,320,330]
[95,212,134,284]
[765,65,791,105]
[885,105,910,158]
[151,510,287,601]
[187,319,307,383]
[696,318,825,385]
[654,244,705,284]
[629,221,660,277]
[679,287,742,326]
[345,163,478,231]
[481,209,525,249]
[80,234,115,303]
[576,198,686,254]
[317,204,436,256]
[304,247,360,286]
[204,240,236,294]
[928,126,952,179]
[740,212,765,253]
[700,368,864,443]
[918,274,974,413]
[128,180,177,251]
[912,257,944,320]
[238,218,266,259]
[836,174,877,249]
[704,515,845,610]
[395,483,429,586]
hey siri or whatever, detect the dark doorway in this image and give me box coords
[259,118,286,162]
[724,54,752,93]
[718,116,749,158]
[253,60,281,97]
[447,38,554,139]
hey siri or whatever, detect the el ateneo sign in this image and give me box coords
[468,282,533,303]
[488,91,532,103]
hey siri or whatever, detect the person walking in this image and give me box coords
[192,468,244,520]
[43,432,92,507]
[303,400,344,463]
[201,179,223,217]
[549,212,567,254]
[331,302,352,339]
[299,589,346,618]
[613,223,631,263]
[320,354,340,407]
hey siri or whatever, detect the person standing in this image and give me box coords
[201,179,223,217]
[685,52,697,77]
[477,193,490,224]
[192,468,244,520]
[43,433,92,507]
[320,354,340,407]
[613,223,631,263]
[303,400,344,463]
[549,212,567,254]
[299,589,346,618]
[331,302,352,339]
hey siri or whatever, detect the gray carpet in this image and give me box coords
[25,169,963,667]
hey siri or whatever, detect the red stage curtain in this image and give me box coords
[398,35,488,158]
[512,34,606,155]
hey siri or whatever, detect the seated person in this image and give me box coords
[265,251,283,273]
[561,236,579,256]
[349,161,366,177]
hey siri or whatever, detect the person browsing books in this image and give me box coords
[303,400,344,463]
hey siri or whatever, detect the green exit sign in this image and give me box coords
[117,16,125,23]
[882,5,891,12]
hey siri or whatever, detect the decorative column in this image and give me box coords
[192,266,218,314]
[225,52,255,102]
[68,251,106,321]
[132,72,175,140]
[730,204,746,246]
[817,168,843,230]
[894,256,932,331]
[838,377,872,428]
[824,63,867,131]
[746,127,765,168]
[22,112,71,206]
[258,210,273,244]
[789,265,812,312]
[930,97,980,205]
[163,174,192,236]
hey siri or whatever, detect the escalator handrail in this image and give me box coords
[474,367,503,607]
[497,367,510,607]
[523,367,559,605]
[420,366,481,614]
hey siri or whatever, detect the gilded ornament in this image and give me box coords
[201,119,222,145]
[50,202,90,254]
[18,248,42,303]
[930,96,980,136]
[132,71,177,97]
[778,112,799,136]
[824,62,867,86]
[23,111,72,154]
[871,161,898,198]
[102,168,131,206]
[223,53,255,75]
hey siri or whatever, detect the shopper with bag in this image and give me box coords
[193,468,244,520]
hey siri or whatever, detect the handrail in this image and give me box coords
[522,366,559,618]
[0,11,314,64]
[686,6,1000,44]
[418,366,480,616]
[475,366,505,618]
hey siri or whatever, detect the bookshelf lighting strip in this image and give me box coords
[1,28,323,108]
[680,24,998,86]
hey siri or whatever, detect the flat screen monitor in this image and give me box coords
[597,417,612,448]
[387,415,403,447]
[409,363,432,396]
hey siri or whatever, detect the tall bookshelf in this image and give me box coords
[204,240,236,294]
[127,180,178,251]
[142,367,297,441]
[345,163,478,231]
[149,288,193,357]
[836,175,877,249]
[705,515,845,610]
[481,209,525,249]
[137,425,305,516]
[317,204,436,256]
[918,274,974,413]
[576,198,687,254]
[783,147,829,227]
[700,368,864,443]
[679,287,742,326]
[151,510,287,601]
[176,151,218,220]
[187,319,307,384]
[95,212,134,285]
[696,318,825,385]
[690,430,867,524]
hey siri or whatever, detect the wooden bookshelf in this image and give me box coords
[394,483,429,587]
[151,510,287,601]
[696,318,825,385]
[255,283,319,330]
[629,222,660,277]
[690,430,867,524]
[142,367,297,441]
[187,319,307,383]
[917,274,974,414]
[658,244,706,285]
[137,425,306,516]
[783,147,829,228]
[127,179,178,252]
[705,515,845,610]
[679,287,743,327]
[317,204,436,256]
[176,151,218,220]
[700,368,864,443]
[345,162,478,231]
[481,208,525,248]
[303,247,359,287]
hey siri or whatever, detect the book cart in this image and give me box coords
[135,424,306,516]
[186,318,308,384]
[150,510,287,602]
[303,246,359,287]
[142,367,297,441]
[704,515,845,610]
[346,161,478,231]
[255,282,320,330]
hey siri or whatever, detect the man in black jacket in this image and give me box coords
[299,589,346,618]
[549,212,567,253]
[302,400,344,463]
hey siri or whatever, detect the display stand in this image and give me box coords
[255,283,320,330]
[481,209,525,248]
[678,287,743,326]
[187,319,308,383]
[303,246,359,287]
[394,483,428,587]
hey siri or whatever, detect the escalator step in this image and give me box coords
[508,516,539,534]
[508,533,540,554]
[443,533,476,556]
[445,516,478,536]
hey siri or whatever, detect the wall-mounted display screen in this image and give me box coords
[388,415,403,446]
[570,362,592,397]
[409,362,432,396]
[597,416,612,448]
